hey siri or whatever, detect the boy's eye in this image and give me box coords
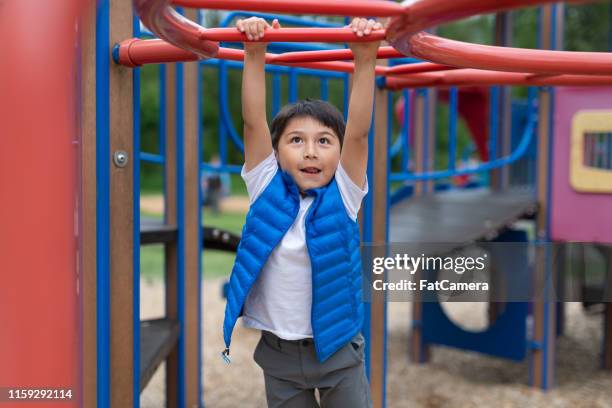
[319,137,330,145]
[290,136,302,143]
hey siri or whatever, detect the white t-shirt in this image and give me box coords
[239,152,368,340]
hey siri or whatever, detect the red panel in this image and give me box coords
[551,87,612,243]
[0,1,82,406]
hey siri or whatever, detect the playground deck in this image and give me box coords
[389,188,537,250]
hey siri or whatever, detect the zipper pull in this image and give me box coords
[221,348,231,364]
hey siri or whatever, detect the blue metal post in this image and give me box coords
[160,64,168,223]
[320,78,329,101]
[132,12,141,408]
[197,58,204,408]
[402,90,410,171]
[95,1,111,406]
[489,86,499,162]
[289,68,298,102]
[449,87,458,171]
[422,89,430,193]
[176,58,187,407]
[272,73,281,116]
[343,74,349,117]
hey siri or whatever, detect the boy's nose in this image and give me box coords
[303,143,317,159]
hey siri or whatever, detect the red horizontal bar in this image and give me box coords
[215,46,378,74]
[270,46,403,63]
[117,38,389,75]
[172,0,406,16]
[200,27,386,43]
[385,69,612,89]
[407,32,612,76]
[213,47,393,75]
[118,38,200,67]
[387,62,458,75]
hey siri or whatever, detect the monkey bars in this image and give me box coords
[122,0,612,88]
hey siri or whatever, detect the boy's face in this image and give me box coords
[275,116,341,192]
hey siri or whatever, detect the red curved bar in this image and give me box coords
[271,46,403,63]
[385,0,612,76]
[385,69,612,89]
[172,0,406,16]
[407,32,612,75]
[134,0,218,58]
[386,0,552,53]
[200,27,386,43]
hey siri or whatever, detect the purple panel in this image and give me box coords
[551,87,612,243]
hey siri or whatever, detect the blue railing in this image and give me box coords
[389,87,538,182]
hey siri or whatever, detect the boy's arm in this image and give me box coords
[238,18,279,171]
[340,19,383,188]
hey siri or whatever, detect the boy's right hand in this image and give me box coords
[236,17,281,52]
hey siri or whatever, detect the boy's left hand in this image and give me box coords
[347,18,384,60]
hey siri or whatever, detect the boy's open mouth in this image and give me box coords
[300,167,321,174]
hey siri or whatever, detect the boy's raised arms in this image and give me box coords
[237,17,280,172]
[341,18,383,189]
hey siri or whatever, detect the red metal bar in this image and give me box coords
[127,0,612,85]
[172,0,406,16]
[387,62,459,75]
[118,38,200,67]
[385,69,612,89]
[200,27,385,43]
[407,32,612,75]
[387,0,556,54]
[270,46,403,63]
[117,38,390,74]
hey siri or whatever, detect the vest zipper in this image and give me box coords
[221,347,231,364]
[304,192,321,360]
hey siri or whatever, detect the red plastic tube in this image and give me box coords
[172,0,406,16]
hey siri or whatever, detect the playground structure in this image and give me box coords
[4,0,612,407]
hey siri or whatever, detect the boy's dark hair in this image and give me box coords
[270,98,346,150]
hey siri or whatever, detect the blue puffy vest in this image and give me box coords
[222,168,364,363]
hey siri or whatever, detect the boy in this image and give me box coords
[222,16,383,408]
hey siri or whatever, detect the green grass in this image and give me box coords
[140,208,246,282]
[140,171,248,196]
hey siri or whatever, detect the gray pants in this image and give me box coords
[253,330,373,408]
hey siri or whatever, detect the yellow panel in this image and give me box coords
[570,110,612,193]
